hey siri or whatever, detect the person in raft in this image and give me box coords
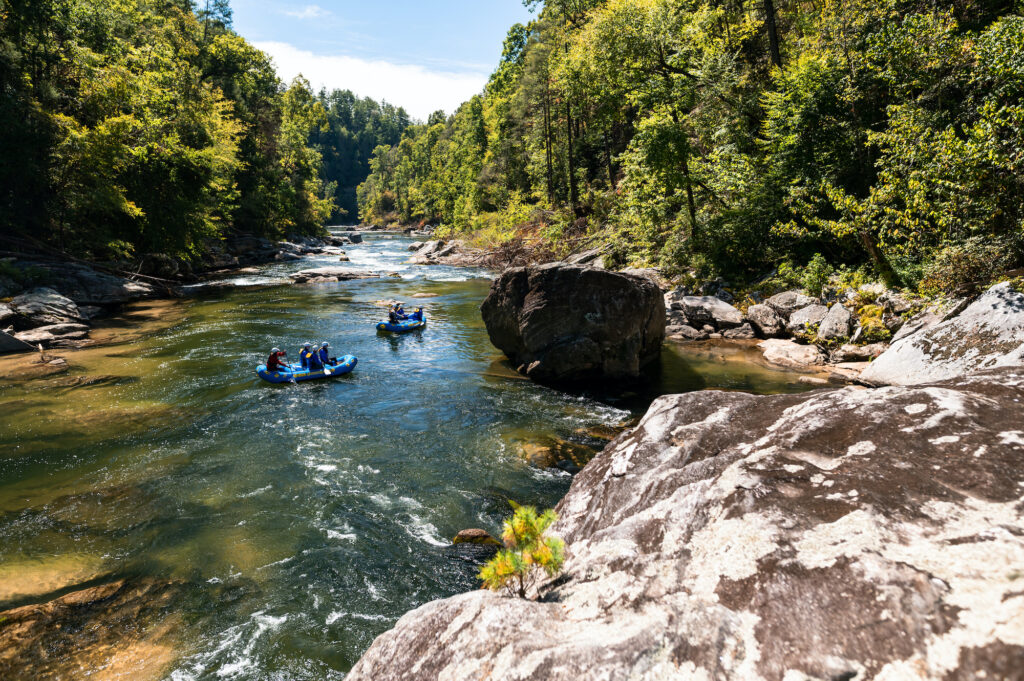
[394,302,408,319]
[407,307,424,322]
[387,305,401,324]
[318,341,336,366]
[299,341,314,368]
[266,347,289,373]
[307,343,324,371]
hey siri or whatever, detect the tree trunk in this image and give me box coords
[603,131,616,190]
[858,230,900,287]
[566,100,578,214]
[544,89,554,203]
[763,0,782,69]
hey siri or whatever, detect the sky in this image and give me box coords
[229,1,537,120]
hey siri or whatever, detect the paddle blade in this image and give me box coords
[324,368,331,375]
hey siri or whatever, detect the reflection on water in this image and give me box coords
[0,233,820,680]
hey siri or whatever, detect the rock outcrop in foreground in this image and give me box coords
[349,367,1024,680]
[481,263,665,384]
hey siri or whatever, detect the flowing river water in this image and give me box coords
[0,233,823,680]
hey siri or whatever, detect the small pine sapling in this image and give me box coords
[478,506,565,599]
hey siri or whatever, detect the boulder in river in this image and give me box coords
[452,529,500,546]
[480,263,665,384]
[676,296,743,329]
[347,366,1024,681]
[862,281,1024,385]
[9,287,83,328]
[758,338,825,368]
[288,268,379,284]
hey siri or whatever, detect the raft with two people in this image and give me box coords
[257,342,357,384]
[377,304,425,333]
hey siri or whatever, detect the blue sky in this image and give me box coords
[230,1,536,120]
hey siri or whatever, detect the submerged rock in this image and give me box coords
[480,263,665,384]
[862,282,1024,385]
[0,577,181,681]
[348,366,1024,681]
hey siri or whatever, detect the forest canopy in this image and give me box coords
[0,0,343,261]
[357,0,1024,292]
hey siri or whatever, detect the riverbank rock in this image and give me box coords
[816,303,854,341]
[480,263,665,384]
[744,303,784,337]
[832,342,888,363]
[348,366,1024,681]
[674,296,743,329]
[758,338,825,368]
[786,303,829,333]
[766,290,818,317]
[862,282,1024,385]
[9,287,84,329]
[14,323,91,347]
[288,268,379,284]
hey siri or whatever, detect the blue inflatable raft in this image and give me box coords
[256,355,357,383]
[376,316,426,333]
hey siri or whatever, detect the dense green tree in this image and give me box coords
[0,0,335,263]
[357,0,1024,292]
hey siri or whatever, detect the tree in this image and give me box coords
[479,506,565,599]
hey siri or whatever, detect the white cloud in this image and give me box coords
[255,41,486,121]
[284,5,330,20]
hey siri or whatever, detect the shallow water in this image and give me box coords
[0,232,820,680]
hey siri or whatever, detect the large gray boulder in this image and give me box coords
[786,303,829,333]
[9,288,83,328]
[349,367,1024,681]
[745,303,784,337]
[766,290,818,317]
[862,282,1024,385]
[480,263,665,384]
[816,303,854,341]
[40,263,156,305]
[676,296,743,329]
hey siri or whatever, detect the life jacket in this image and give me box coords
[318,347,329,364]
[267,352,287,371]
[299,348,310,368]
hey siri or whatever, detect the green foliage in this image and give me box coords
[479,506,565,599]
[857,304,892,343]
[919,237,1011,296]
[801,254,833,297]
[1,0,334,261]
[355,0,1023,293]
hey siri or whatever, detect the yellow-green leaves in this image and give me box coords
[479,506,565,599]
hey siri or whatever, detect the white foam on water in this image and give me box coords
[314,464,337,473]
[327,529,356,541]
[326,610,391,625]
[404,514,448,547]
[239,485,272,499]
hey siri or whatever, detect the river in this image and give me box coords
[0,232,821,680]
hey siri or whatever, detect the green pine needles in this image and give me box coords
[479,506,565,599]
